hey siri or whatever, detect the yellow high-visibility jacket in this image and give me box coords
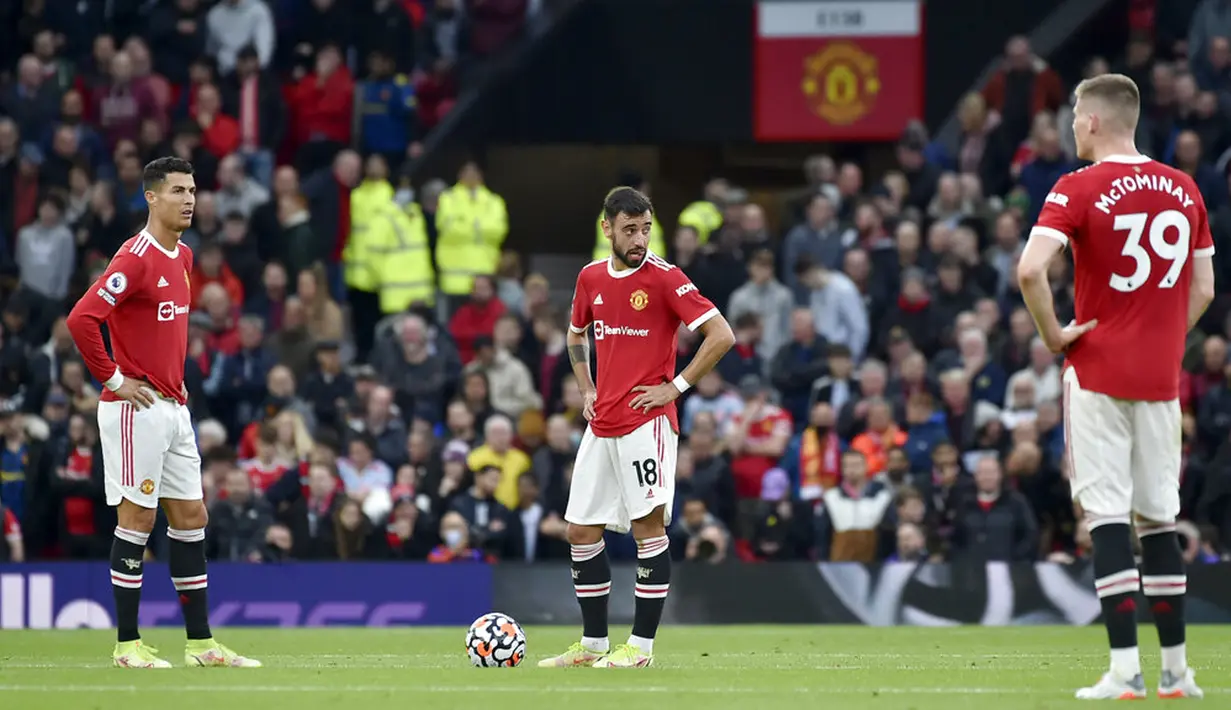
[372,202,436,313]
[435,184,508,295]
[343,179,395,292]
[677,199,723,244]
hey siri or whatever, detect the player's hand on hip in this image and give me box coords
[181,383,189,400]
[582,389,597,421]
[115,379,157,409]
[1047,318,1098,354]
[629,382,680,414]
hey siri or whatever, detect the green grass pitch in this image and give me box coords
[2,626,1228,709]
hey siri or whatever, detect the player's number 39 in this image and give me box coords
[1110,210,1190,293]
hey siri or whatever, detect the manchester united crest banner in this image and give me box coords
[754,0,924,142]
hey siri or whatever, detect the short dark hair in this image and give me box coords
[39,192,66,214]
[143,156,194,192]
[204,446,237,466]
[350,432,377,453]
[733,311,760,330]
[603,186,652,224]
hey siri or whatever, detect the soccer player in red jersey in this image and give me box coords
[65,157,260,669]
[1019,74,1214,700]
[538,187,734,669]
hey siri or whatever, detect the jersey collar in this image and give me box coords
[607,251,651,279]
[140,229,180,259]
[1099,154,1151,164]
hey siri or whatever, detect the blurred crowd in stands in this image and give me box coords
[2,0,1231,569]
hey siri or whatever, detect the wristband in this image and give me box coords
[103,368,125,393]
[671,374,691,394]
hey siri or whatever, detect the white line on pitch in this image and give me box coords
[0,685,1225,695]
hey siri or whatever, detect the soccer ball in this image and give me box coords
[465,612,526,667]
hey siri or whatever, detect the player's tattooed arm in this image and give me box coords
[567,339,588,369]
[565,327,598,420]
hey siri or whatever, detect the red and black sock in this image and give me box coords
[110,527,148,643]
[168,527,211,641]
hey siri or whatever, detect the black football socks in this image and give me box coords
[1138,521,1188,675]
[570,539,611,652]
[110,527,149,643]
[1090,521,1141,679]
[168,527,212,640]
[630,535,671,655]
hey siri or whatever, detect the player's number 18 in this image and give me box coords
[632,458,659,487]
[1110,210,1190,292]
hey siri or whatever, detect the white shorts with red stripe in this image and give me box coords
[566,414,677,534]
[98,398,202,508]
[1063,367,1181,521]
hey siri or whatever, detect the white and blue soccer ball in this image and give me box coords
[465,612,526,667]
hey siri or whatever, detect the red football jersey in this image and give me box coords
[1031,154,1215,401]
[66,231,194,404]
[569,253,719,437]
[240,458,291,494]
[728,404,794,498]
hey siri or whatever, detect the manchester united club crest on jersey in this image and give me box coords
[630,289,650,311]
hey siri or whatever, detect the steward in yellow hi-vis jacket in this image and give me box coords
[344,175,394,294]
[676,178,729,245]
[344,155,397,360]
[434,161,508,297]
[372,200,435,313]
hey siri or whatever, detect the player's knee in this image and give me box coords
[566,523,604,546]
[117,500,157,533]
[630,506,667,539]
[165,500,209,531]
[184,504,208,530]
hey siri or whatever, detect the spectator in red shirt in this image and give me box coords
[49,409,107,559]
[725,375,793,506]
[240,422,292,494]
[449,275,507,364]
[198,282,242,356]
[290,43,354,175]
[980,36,1065,149]
[193,83,241,159]
[192,241,246,308]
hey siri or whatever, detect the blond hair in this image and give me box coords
[1074,73,1140,130]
